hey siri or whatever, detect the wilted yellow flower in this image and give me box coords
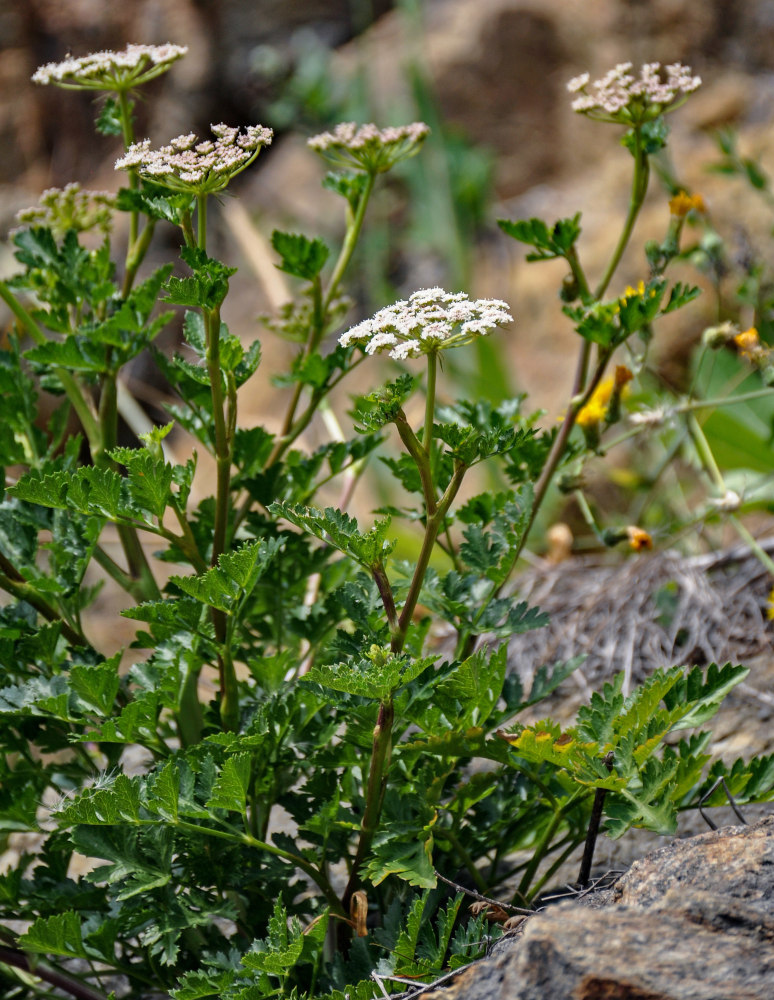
[626,525,653,551]
[669,191,706,216]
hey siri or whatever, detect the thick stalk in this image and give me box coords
[204,302,237,728]
[341,698,394,914]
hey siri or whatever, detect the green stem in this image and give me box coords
[172,819,345,915]
[594,128,649,301]
[729,515,774,577]
[91,544,148,602]
[0,947,108,1000]
[527,836,585,900]
[95,368,160,601]
[686,412,725,491]
[394,462,467,652]
[205,308,231,564]
[516,790,585,901]
[323,171,376,314]
[393,407,436,513]
[171,504,208,573]
[443,827,488,893]
[341,698,394,913]
[204,303,237,729]
[197,193,208,251]
[0,280,100,446]
[423,349,437,456]
[0,554,90,649]
[179,208,197,249]
[117,89,138,243]
[372,562,399,636]
[122,217,156,298]
[678,386,774,413]
[271,172,376,467]
[177,648,205,747]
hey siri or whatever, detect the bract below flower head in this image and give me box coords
[339,287,512,360]
[32,43,187,92]
[568,61,701,125]
[308,121,430,173]
[115,123,273,195]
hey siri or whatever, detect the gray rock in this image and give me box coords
[418,817,774,1000]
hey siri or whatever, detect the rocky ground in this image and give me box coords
[411,817,774,1000]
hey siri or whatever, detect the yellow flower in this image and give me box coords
[734,327,761,358]
[669,191,706,216]
[767,587,774,622]
[576,370,632,428]
[623,280,646,299]
[626,525,653,551]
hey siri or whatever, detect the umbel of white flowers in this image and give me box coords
[567,61,701,123]
[308,121,430,173]
[339,287,513,360]
[32,43,188,90]
[115,124,274,194]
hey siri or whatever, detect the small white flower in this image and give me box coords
[339,288,513,360]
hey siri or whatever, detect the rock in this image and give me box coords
[419,817,774,1000]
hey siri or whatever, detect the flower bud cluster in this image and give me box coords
[115,124,273,194]
[567,62,701,124]
[339,287,513,360]
[32,43,187,91]
[14,183,116,237]
[308,122,430,173]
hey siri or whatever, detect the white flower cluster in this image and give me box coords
[308,121,430,173]
[32,43,188,91]
[567,62,701,122]
[339,287,513,360]
[115,123,273,194]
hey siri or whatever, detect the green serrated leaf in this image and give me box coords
[19,912,87,958]
[307,652,435,701]
[206,753,251,815]
[364,819,436,888]
[270,501,395,568]
[271,230,330,280]
[170,538,283,613]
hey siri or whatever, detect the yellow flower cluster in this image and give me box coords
[668,191,706,216]
[576,365,633,427]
